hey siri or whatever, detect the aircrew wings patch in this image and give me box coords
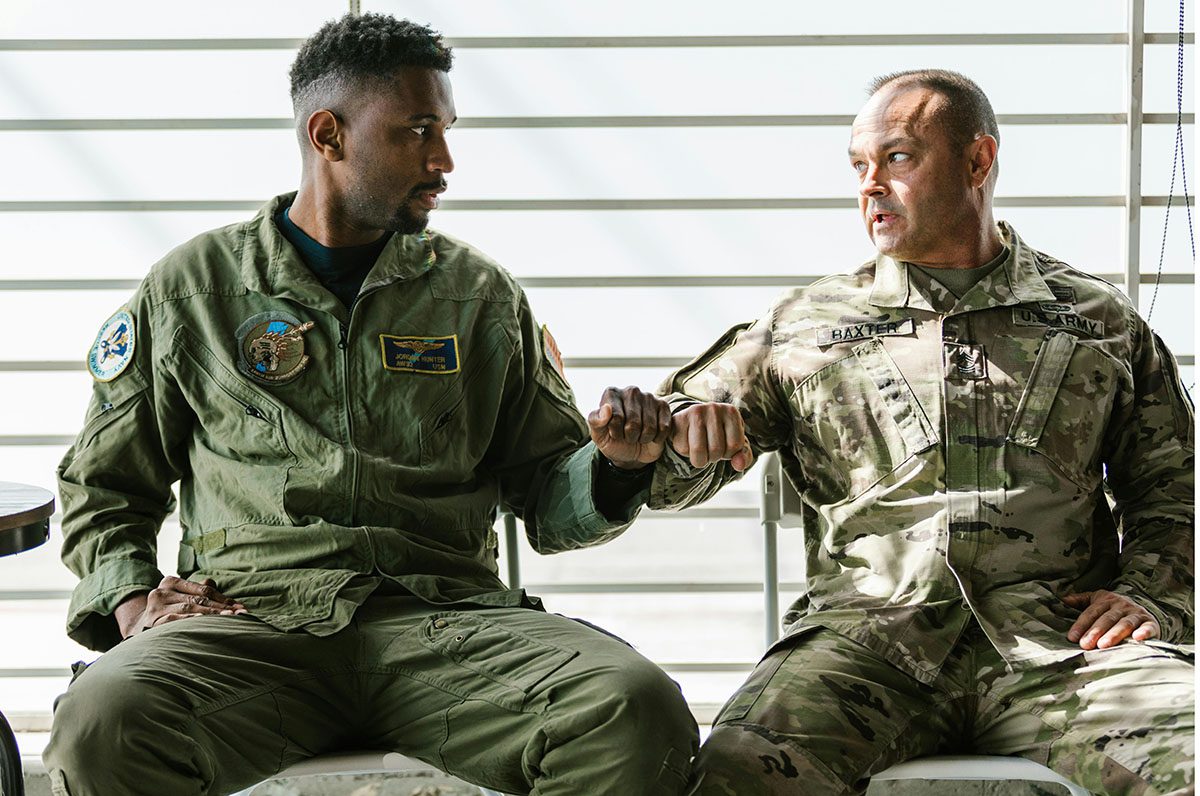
[380,334,460,374]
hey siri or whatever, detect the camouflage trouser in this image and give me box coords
[691,623,1193,796]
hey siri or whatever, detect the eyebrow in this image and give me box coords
[847,136,919,158]
[407,114,458,124]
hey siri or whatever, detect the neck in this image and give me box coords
[908,211,1004,270]
[289,176,387,248]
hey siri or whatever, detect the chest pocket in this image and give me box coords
[170,327,294,464]
[793,337,937,502]
[417,333,509,469]
[1008,330,1117,489]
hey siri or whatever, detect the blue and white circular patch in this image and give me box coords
[88,308,136,382]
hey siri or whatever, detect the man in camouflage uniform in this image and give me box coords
[43,14,696,795]
[655,70,1194,795]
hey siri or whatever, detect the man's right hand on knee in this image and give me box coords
[115,576,246,640]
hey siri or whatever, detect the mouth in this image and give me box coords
[871,211,899,227]
[411,183,447,211]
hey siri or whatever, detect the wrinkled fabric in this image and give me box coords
[652,223,1194,684]
[58,193,638,652]
[693,626,1194,796]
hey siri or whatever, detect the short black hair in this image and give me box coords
[868,69,999,150]
[289,13,453,118]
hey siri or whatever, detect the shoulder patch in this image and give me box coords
[380,334,460,374]
[541,324,565,379]
[88,308,136,382]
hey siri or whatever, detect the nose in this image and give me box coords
[858,162,887,200]
[429,135,454,175]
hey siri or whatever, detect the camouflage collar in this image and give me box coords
[868,222,1057,313]
[239,193,438,320]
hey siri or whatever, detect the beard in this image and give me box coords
[384,203,430,235]
[345,177,444,236]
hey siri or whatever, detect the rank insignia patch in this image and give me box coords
[236,312,315,385]
[88,308,135,382]
[380,334,460,374]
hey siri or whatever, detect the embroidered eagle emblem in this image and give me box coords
[391,339,444,361]
[247,321,315,373]
[98,322,131,364]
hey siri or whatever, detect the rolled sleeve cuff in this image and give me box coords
[649,444,719,510]
[1109,582,1191,644]
[66,557,164,651]
[531,443,639,552]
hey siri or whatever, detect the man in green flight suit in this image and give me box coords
[44,14,697,795]
[657,70,1194,795]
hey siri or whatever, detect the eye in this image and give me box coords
[889,152,911,164]
[411,126,428,137]
[851,161,867,174]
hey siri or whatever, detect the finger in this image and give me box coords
[689,411,708,468]
[1066,595,1108,641]
[168,600,228,616]
[705,408,727,463]
[1061,592,1092,605]
[1079,608,1126,649]
[635,393,658,444]
[1097,614,1143,649]
[671,411,692,455]
[620,388,645,442]
[1132,621,1160,641]
[169,577,238,606]
[654,400,672,445]
[731,444,755,472]
[587,402,612,432]
[603,388,626,437]
[723,409,750,470]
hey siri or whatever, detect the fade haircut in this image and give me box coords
[289,13,453,150]
[868,69,999,151]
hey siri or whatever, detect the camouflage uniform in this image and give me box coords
[45,193,698,795]
[652,224,1194,795]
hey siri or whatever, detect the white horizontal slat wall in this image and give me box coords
[0,0,1193,731]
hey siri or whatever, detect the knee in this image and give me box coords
[692,725,853,796]
[44,664,189,785]
[592,658,696,740]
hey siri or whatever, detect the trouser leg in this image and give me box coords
[43,614,358,796]
[975,640,1195,796]
[689,628,966,796]
[356,602,699,796]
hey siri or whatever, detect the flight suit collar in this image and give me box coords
[868,221,1057,314]
[239,193,438,321]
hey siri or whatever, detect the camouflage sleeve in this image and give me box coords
[649,310,793,510]
[492,291,639,554]
[1103,314,1195,643]
[56,275,187,652]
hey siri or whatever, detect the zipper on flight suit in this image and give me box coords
[338,321,360,526]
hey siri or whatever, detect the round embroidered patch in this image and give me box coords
[236,311,315,385]
[88,308,136,382]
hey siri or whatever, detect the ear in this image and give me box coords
[306,109,344,163]
[967,134,998,188]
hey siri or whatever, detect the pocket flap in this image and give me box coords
[1009,330,1078,447]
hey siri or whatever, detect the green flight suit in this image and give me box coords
[651,224,1194,795]
[44,193,697,795]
